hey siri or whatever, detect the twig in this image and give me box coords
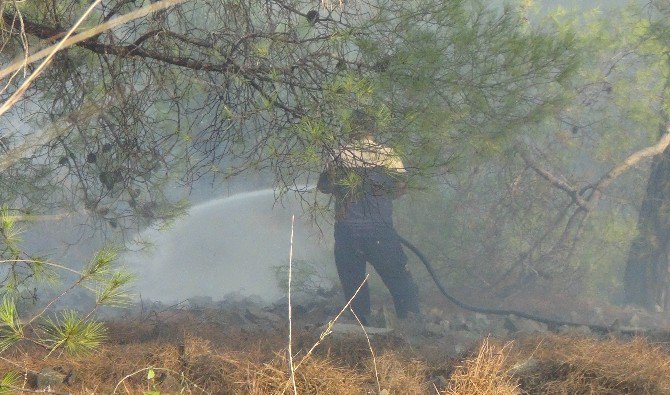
[0,0,187,80]
[518,147,588,209]
[0,3,27,97]
[111,367,209,394]
[350,307,380,394]
[0,259,83,276]
[4,213,74,222]
[293,274,369,371]
[0,0,104,117]
[287,214,298,395]
[0,0,188,116]
[25,276,85,327]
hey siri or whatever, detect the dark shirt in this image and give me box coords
[318,138,407,234]
[318,166,404,234]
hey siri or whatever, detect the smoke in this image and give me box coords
[124,188,334,303]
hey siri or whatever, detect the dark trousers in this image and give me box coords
[334,224,420,323]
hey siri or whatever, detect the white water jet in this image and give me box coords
[125,188,334,303]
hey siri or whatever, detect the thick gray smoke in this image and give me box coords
[125,189,334,303]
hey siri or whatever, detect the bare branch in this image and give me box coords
[0,0,188,82]
[588,127,670,209]
[518,147,588,209]
[0,0,105,117]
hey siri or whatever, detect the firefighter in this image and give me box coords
[317,110,420,326]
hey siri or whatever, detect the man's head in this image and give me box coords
[349,109,376,140]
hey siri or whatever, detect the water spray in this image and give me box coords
[136,186,645,335]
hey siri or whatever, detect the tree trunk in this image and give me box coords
[624,142,670,311]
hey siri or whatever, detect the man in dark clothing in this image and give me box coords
[317,122,420,326]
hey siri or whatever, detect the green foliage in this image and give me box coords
[82,246,123,283]
[0,207,21,258]
[43,310,107,355]
[0,297,23,352]
[144,368,161,395]
[0,371,20,394]
[361,0,578,165]
[94,270,134,307]
[0,218,130,357]
[391,2,670,301]
[2,0,667,323]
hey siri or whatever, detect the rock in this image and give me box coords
[244,307,283,329]
[37,367,66,390]
[187,296,213,309]
[504,315,548,334]
[452,330,481,341]
[451,330,481,354]
[488,318,509,338]
[440,319,451,329]
[509,357,540,376]
[466,313,490,333]
[450,313,468,331]
[558,325,591,336]
[24,372,38,389]
[63,368,77,386]
[629,313,640,328]
[426,307,446,320]
[426,319,451,337]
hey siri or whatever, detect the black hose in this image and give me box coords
[398,235,627,335]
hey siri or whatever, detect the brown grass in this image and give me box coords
[0,334,425,394]
[5,320,670,394]
[507,334,670,394]
[233,352,366,394]
[444,337,520,395]
[374,352,431,394]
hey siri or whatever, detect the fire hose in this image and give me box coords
[398,235,644,336]
[309,181,648,335]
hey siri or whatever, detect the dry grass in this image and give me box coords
[444,337,520,395]
[507,334,670,394]
[373,352,431,394]
[5,320,670,394]
[233,351,367,394]
[0,334,414,394]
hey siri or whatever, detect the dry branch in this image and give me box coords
[287,214,298,395]
[0,0,187,81]
[518,147,588,209]
[0,0,105,117]
[588,126,670,209]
